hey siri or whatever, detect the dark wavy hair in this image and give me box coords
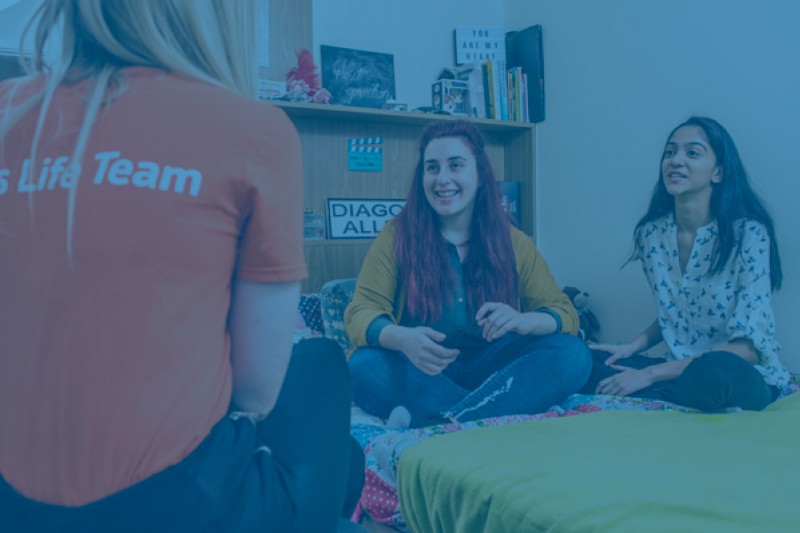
[633,116,782,290]
[394,120,518,321]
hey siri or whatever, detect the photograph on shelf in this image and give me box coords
[257,79,286,100]
[327,198,406,239]
[321,45,395,108]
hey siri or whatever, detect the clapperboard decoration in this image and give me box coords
[347,137,383,172]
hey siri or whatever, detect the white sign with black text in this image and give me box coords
[454,27,506,65]
[327,198,406,239]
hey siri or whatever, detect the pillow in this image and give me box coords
[319,278,357,354]
[298,293,324,334]
[293,293,324,344]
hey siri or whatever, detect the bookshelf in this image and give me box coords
[270,100,536,293]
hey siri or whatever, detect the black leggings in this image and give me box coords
[580,349,778,411]
[0,338,364,533]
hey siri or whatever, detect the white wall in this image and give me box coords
[314,0,800,371]
[312,0,505,110]
[0,0,39,53]
[505,0,800,370]
[6,0,795,370]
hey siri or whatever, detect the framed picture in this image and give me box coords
[320,45,396,108]
[326,198,405,239]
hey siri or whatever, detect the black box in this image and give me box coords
[505,25,544,122]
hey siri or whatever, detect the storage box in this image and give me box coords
[431,79,470,116]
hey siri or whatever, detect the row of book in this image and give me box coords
[454,61,530,122]
[450,25,544,123]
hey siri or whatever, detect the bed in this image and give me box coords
[350,381,800,532]
[297,283,800,532]
[398,390,800,532]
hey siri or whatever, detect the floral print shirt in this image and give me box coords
[635,214,789,387]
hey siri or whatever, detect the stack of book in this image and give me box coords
[452,25,544,123]
[453,61,528,122]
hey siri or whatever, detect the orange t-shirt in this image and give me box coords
[0,67,307,505]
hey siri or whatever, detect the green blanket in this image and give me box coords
[398,393,800,532]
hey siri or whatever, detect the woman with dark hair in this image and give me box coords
[345,120,591,428]
[585,116,790,411]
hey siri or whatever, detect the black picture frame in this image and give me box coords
[320,45,396,108]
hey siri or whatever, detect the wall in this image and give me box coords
[6,0,795,370]
[260,0,312,83]
[312,0,505,110]
[0,0,39,53]
[504,0,800,370]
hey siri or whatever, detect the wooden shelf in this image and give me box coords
[271,101,537,292]
[271,100,536,132]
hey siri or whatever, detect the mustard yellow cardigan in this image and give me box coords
[345,221,579,349]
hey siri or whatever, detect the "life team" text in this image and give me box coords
[0,151,203,197]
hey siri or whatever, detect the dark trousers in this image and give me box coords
[580,349,778,411]
[0,338,365,533]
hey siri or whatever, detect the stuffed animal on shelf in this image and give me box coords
[286,49,331,103]
[562,286,600,343]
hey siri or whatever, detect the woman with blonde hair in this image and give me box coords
[0,1,362,531]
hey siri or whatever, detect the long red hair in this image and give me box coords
[394,120,517,322]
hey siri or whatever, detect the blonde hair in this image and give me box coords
[1,0,259,257]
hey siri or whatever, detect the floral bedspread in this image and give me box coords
[349,377,800,530]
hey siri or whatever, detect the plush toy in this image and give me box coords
[286,49,331,103]
[562,286,600,343]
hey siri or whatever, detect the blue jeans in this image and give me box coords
[349,333,591,427]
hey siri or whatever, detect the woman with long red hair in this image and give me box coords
[345,120,591,428]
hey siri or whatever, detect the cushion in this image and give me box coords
[298,293,324,334]
[319,278,357,353]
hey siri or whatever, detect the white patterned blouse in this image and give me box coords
[635,213,789,388]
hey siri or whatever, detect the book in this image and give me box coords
[508,67,520,121]
[505,25,545,122]
[521,72,529,122]
[499,180,520,227]
[483,61,495,119]
[453,62,486,118]
[494,60,508,121]
[511,67,523,121]
[486,60,505,120]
